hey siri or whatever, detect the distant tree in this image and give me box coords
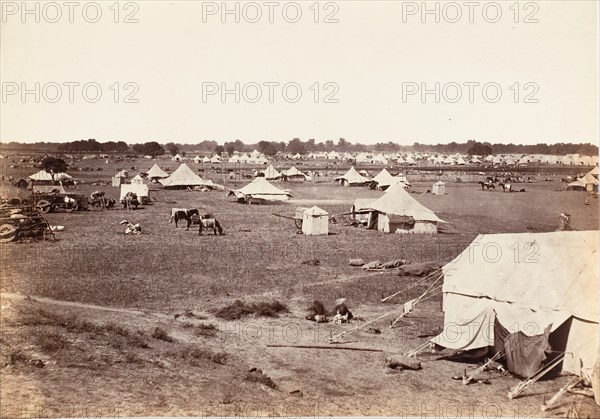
[214,145,225,154]
[132,142,165,157]
[40,157,68,181]
[467,142,493,156]
[287,138,306,155]
[166,142,179,156]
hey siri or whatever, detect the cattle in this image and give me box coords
[169,208,200,230]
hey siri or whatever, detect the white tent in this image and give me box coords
[210,155,222,164]
[193,156,202,163]
[372,168,403,190]
[171,154,183,162]
[262,164,282,180]
[131,174,145,185]
[145,164,168,179]
[159,163,207,189]
[432,231,599,380]
[364,183,445,233]
[432,181,446,195]
[28,170,71,182]
[283,166,308,181]
[229,177,292,203]
[334,166,370,187]
[302,206,329,236]
[120,184,150,203]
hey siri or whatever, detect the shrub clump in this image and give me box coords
[245,368,277,389]
[152,327,174,342]
[215,300,289,320]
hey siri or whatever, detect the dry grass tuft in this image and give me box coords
[245,368,277,389]
[195,323,218,337]
[215,300,289,320]
[152,327,174,342]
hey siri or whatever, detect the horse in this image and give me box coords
[198,216,224,236]
[499,182,512,192]
[169,208,200,230]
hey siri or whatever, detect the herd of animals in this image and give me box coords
[477,176,531,192]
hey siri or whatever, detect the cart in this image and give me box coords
[272,207,307,230]
[33,193,88,213]
[0,206,53,243]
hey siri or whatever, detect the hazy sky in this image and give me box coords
[1,0,598,145]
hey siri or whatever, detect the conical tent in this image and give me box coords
[372,168,403,190]
[432,231,599,379]
[262,164,282,180]
[230,177,292,202]
[365,183,444,233]
[159,163,207,188]
[29,170,52,182]
[334,166,370,186]
[131,174,145,185]
[145,164,168,179]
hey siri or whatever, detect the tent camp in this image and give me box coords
[145,164,169,180]
[301,206,329,236]
[432,181,446,195]
[120,184,150,204]
[159,163,207,189]
[229,177,292,203]
[362,183,445,233]
[334,166,370,187]
[432,231,599,382]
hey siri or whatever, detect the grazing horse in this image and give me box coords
[169,208,200,230]
[478,181,496,191]
[499,182,512,192]
[198,215,224,236]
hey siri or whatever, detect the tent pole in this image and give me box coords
[541,376,582,411]
[508,352,566,399]
[462,351,503,385]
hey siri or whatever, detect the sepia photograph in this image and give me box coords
[0,1,598,418]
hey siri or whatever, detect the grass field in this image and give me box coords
[1,158,598,418]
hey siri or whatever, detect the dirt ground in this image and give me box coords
[1,159,598,418]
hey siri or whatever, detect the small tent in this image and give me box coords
[131,174,145,185]
[301,206,329,236]
[372,168,401,190]
[262,164,282,180]
[432,231,598,381]
[229,177,292,203]
[352,198,375,222]
[282,166,308,182]
[159,163,207,189]
[432,181,446,195]
[145,164,168,180]
[363,183,445,234]
[334,166,370,187]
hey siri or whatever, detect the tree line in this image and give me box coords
[1,138,597,157]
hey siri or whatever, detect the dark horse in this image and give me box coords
[171,208,200,230]
[478,181,495,190]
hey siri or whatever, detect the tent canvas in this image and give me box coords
[145,164,168,179]
[262,164,282,180]
[432,181,446,195]
[334,166,370,186]
[131,174,145,185]
[432,231,599,379]
[159,163,207,188]
[302,206,329,236]
[120,184,150,203]
[364,183,445,233]
[29,170,71,182]
[230,177,292,202]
